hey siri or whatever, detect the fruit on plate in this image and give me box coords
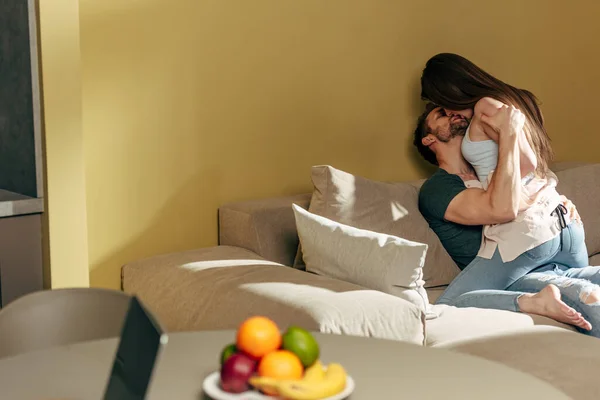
[236,316,282,359]
[220,352,257,393]
[281,326,320,368]
[220,343,237,365]
[249,361,347,400]
[218,316,349,398]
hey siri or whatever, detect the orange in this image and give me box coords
[236,316,282,359]
[258,350,304,379]
[258,350,304,395]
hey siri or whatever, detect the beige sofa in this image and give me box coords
[123,162,600,399]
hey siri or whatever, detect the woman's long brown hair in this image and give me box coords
[420,53,553,177]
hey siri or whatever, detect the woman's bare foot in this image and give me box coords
[518,284,592,331]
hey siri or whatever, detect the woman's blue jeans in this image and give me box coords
[436,222,600,337]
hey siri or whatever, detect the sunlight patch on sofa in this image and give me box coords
[239,282,373,314]
[239,282,422,341]
[337,174,356,217]
[181,259,280,271]
[390,201,409,221]
[239,282,400,317]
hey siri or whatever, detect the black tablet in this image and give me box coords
[103,296,168,400]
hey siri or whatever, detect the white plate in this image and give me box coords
[202,371,355,400]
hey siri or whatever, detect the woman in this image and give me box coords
[420,53,596,333]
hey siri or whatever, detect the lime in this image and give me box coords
[220,343,237,365]
[281,326,320,368]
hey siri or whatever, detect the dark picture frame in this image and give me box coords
[0,0,44,202]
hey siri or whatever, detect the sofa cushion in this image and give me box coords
[122,245,426,346]
[295,165,460,287]
[446,328,600,399]
[293,204,429,313]
[555,163,600,257]
[426,304,576,347]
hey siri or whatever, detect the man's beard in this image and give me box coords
[436,120,469,143]
[449,120,468,137]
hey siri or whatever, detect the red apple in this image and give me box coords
[220,352,257,393]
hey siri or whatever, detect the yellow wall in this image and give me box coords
[39,0,90,288]
[79,0,600,289]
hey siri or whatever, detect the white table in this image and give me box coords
[0,330,568,399]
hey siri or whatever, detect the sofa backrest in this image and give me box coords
[218,162,600,266]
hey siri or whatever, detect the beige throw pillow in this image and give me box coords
[294,165,460,287]
[292,204,430,313]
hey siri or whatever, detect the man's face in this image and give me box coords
[425,107,471,142]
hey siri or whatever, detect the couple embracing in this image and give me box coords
[413,53,600,337]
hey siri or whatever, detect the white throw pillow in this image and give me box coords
[292,204,430,313]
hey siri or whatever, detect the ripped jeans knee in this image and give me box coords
[544,276,600,306]
[580,286,600,305]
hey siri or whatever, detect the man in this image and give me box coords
[414,102,600,333]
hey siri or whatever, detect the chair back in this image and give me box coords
[0,288,132,359]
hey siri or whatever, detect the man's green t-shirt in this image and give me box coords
[418,169,482,270]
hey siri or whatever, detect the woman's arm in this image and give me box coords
[446,105,524,225]
[474,97,537,177]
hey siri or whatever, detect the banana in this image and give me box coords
[249,361,347,400]
[303,360,325,382]
[277,363,347,400]
[248,375,280,393]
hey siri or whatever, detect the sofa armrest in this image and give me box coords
[122,245,426,346]
[219,193,311,266]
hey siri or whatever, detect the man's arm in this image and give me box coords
[474,97,537,177]
[444,105,524,226]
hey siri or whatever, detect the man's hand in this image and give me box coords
[480,104,525,138]
[559,195,582,224]
[474,98,537,177]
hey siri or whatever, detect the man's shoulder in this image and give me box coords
[419,169,468,219]
[419,169,464,195]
